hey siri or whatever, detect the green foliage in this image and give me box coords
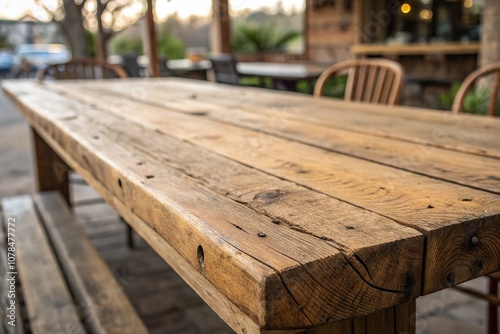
[315,76,348,98]
[111,37,143,55]
[86,31,96,58]
[462,88,500,116]
[440,83,500,116]
[232,23,301,54]
[157,27,185,60]
[0,33,12,49]
[438,82,461,110]
[295,76,348,96]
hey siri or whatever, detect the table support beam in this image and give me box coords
[298,300,416,334]
[32,128,70,206]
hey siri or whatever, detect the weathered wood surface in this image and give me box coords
[1,195,85,334]
[3,78,500,332]
[47,79,500,293]
[34,191,148,334]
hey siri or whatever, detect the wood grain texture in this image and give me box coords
[92,79,500,159]
[2,82,425,330]
[297,301,416,334]
[34,191,148,334]
[70,82,500,194]
[41,80,500,294]
[1,195,85,334]
[2,79,500,330]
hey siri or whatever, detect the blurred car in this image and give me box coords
[14,44,71,71]
[0,51,14,77]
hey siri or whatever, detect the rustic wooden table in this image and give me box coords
[3,78,500,334]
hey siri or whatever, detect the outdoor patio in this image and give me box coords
[0,0,499,333]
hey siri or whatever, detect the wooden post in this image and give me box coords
[95,0,107,61]
[32,129,70,205]
[146,0,159,77]
[303,0,310,61]
[211,0,232,55]
[481,0,500,67]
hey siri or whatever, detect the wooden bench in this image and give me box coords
[0,191,147,334]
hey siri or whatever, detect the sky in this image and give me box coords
[0,0,305,22]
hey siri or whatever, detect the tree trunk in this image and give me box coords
[60,0,89,58]
[96,0,107,60]
[480,0,500,67]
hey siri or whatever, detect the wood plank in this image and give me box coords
[86,79,500,159]
[351,42,480,56]
[96,78,500,131]
[0,210,25,334]
[34,191,148,334]
[68,82,500,194]
[26,146,277,334]
[31,80,500,294]
[1,195,85,334]
[352,317,366,334]
[2,82,425,329]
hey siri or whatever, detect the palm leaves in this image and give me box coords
[232,23,300,54]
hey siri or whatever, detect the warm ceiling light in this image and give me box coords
[401,3,412,14]
[419,9,433,20]
[464,0,474,8]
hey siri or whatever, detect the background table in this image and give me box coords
[3,78,500,333]
[237,62,328,91]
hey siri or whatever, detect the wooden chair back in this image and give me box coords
[37,58,128,81]
[210,54,240,85]
[452,62,500,117]
[314,58,405,105]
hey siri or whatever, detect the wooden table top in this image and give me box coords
[3,78,500,332]
[237,62,327,80]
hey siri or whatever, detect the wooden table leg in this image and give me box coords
[32,128,70,205]
[299,300,416,334]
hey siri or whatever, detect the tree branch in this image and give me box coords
[75,0,88,10]
[34,0,57,21]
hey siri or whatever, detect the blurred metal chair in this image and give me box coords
[314,58,405,105]
[158,57,173,77]
[452,62,500,117]
[37,58,128,81]
[122,53,142,78]
[209,54,240,85]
